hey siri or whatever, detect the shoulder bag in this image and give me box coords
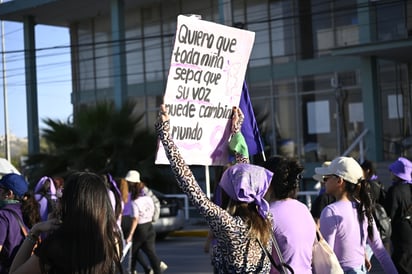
[257,233,294,274]
[312,228,343,274]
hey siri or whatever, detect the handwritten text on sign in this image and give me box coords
[156,15,255,165]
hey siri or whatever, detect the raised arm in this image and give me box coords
[9,219,61,274]
[155,105,236,235]
[229,106,249,164]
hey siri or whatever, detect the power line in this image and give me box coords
[0,0,408,87]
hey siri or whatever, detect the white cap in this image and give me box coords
[312,161,332,182]
[315,157,363,184]
[125,170,141,183]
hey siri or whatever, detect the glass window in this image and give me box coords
[376,0,407,41]
[77,22,95,92]
[94,17,111,89]
[378,61,412,159]
[181,0,215,21]
[162,2,180,75]
[250,78,299,159]
[247,0,270,67]
[312,0,358,55]
[334,1,357,27]
[124,10,143,85]
[300,71,362,162]
[270,0,296,63]
[249,71,361,163]
[232,0,246,27]
[142,6,163,81]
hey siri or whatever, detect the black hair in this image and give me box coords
[129,181,145,201]
[345,178,374,240]
[46,171,123,273]
[21,191,41,228]
[262,155,304,201]
[360,160,376,180]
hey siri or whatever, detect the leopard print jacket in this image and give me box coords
[155,119,271,273]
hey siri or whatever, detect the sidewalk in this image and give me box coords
[169,219,209,237]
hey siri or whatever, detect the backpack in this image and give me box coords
[368,179,391,242]
[151,194,161,222]
[144,187,160,222]
[372,203,392,242]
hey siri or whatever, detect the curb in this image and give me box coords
[169,229,209,237]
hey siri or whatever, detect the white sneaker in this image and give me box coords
[160,261,168,272]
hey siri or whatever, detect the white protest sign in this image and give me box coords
[156,15,255,166]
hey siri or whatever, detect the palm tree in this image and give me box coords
[25,101,158,184]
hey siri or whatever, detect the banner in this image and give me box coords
[156,15,255,165]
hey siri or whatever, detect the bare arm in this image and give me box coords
[126,216,138,243]
[10,219,60,274]
[229,106,249,164]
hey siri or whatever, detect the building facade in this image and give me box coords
[1,0,411,170]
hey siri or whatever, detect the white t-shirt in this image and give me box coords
[131,195,155,224]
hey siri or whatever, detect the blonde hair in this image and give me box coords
[116,178,129,203]
[225,199,272,245]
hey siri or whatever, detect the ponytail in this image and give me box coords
[345,178,374,240]
[358,179,374,240]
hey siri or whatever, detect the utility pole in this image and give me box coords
[0,0,11,161]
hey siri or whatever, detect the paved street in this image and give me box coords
[155,236,213,274]
[129,222,386,274]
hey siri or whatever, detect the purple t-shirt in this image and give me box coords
[122,193,132,216]
[320,200,398,273]
[0,203,26,273]
[270,199,316,274]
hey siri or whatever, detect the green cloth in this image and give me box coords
[229,132,249,158]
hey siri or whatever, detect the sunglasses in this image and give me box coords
[323,175,338,182]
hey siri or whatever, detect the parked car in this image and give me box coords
[152,190,185,239]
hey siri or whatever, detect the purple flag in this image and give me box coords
[239,81,265,156]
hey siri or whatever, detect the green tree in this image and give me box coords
[25,101,158,185]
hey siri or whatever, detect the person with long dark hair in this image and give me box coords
[0,173,40,274]
[9,172,123,274]
[360,159,391,256]
[316,157,397,274]
[156,104,274,273]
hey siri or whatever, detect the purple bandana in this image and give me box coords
[107,173,121,197]
[219,163,273,218]
[34,176,57,197]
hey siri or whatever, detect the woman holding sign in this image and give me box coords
[156,104,273,273]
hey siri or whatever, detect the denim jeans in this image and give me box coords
[344,264,368,274]
[365,243,373,261]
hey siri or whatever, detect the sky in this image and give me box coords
[0,21,72,138]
